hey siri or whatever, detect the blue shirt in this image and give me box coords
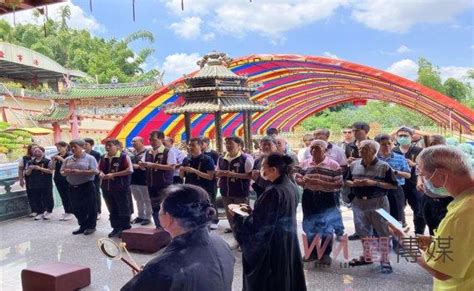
[377,152,410,186]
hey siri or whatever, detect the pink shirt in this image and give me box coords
[299,156,343,192]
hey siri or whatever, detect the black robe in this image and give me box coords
[234,175,307,291]
[121,227,235,291]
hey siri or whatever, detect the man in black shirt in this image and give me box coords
[84,138,103,220]
[201,137,220,166]
[180,138,218,228]
[392,127,426,234]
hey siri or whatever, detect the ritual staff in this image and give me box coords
[139,131,176,228]
[180,137,218,228]
[121,184,235,291]
[99,139,134,238]
[51,141,73,221]
[231,153,306,291]
[25,146,54,220]
[61,139,99,235]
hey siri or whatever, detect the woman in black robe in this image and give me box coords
[121,184,235,291]
[231,153,307,291]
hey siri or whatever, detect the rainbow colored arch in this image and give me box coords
[107,54,474,146]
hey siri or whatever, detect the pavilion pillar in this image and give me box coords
[215,111,223,153]
[247,111,253,153]
[184,112,192,142]
[52,122,61,143]
[69,100,79,139]
[243,111,249,151]
[0,106,7,122]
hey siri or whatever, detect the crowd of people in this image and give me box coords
[16,122,474,291]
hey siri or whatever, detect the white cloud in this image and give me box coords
[162,0,348,43]
[386,59,419,80]
[470,45,474,49]
[396,45,412,54]
[161,53,201,83]
[439,66,473,82]
[386,59,473,84]
[169,16,202,39]
[351,0,472,33]
[0,0,104,32]
[203,32,215,41]
[323,51,340,59]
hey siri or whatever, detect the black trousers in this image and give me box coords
[93,175,102,214]
[387,186,405,222]
[148,185,169,227]
[402,183,426,234]
[103,189,132,231]
[422,196,453,235]
[173,176,183,184]
[55,178,73,213]
[70,181,97,230]
[28,187,54,213]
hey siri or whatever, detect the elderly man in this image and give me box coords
[251,136,278,198]
[391,145,474,290]
[345,140,398,273]
[301,129,348,169]
[296,139,344,266]
[61,139,99,235]
[276,137,298,163]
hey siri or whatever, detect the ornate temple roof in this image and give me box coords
[165,97,268,114]
[166,52,267,115]
[50,82,157,100]
[32,105,70,122]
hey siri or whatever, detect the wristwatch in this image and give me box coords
[394,170,399,176]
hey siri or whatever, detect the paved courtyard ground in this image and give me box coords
[0,201,432,290]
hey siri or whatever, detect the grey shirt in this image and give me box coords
[61,152,99,185]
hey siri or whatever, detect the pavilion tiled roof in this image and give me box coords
[50,84,156,100]
[165,97,267,114]
[32,105,70,122]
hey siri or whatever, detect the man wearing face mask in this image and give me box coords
[416,135,453,236]
[390,145,474,291]
[393,127,426,234]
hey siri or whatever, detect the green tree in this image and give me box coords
[443,78,468,102]
[0,5,159,84]
[416,57,445,93]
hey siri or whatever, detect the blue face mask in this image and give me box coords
[397,136,412,146]
[423,170,450,198]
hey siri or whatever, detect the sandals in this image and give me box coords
[380,262,393,274]
[348,256,373,267]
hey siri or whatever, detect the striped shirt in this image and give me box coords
[300,156,343,192]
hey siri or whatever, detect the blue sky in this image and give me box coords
[1,0,473,83]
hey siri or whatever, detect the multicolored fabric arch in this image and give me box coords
[107,54,474,146]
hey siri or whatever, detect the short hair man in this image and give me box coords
[345,140,398,273]
[298,134,314,163]
[99,139,134,238]
[84,138,103,220]
[345,122,370,163]
[393,126,425,233]
[130,136,152,226]
[251,136,278,198]
[392,145,474,290]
